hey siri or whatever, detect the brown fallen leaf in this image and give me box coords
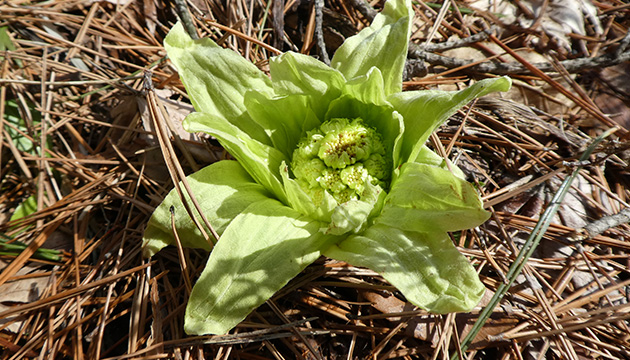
[0,262,50,333]
[593,63,630,129]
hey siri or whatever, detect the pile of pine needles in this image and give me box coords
[1,0,629,359]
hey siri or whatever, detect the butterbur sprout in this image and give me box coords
[292,117,388,203]
[143,0,511,335]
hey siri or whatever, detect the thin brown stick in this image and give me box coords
[144,71,218,246]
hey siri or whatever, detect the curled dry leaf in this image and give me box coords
[362,289,519,349]
[470,0,602,52]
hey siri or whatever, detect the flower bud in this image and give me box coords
[291,118,389,204]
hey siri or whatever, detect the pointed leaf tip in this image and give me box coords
[389,76,512,164]
[331,0,413,95]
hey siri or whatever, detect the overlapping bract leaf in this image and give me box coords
[143,0,511,335]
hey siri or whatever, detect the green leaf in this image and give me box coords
[270,51,345,99]
[389,76,512,164]
[164,22,273,139]
[326,201,372,236]
[343,67,387,106]
[279,162,337,222]
[376,162,490,233]
[184,112,289,204]
[244,93,321,158]
[324,224,485,313]
[0,27,23,67]
[3,99,44,155]
[185,198,337,335]
[331,0,412,95]
[143,161,272,257]
[413,145,465,180]
[325,181,387,235]
[0,26,15,52]
[0,236,61,262]
[10,194,38,222]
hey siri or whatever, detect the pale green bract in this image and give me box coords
[143,0,511,335]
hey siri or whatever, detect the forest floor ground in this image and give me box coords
[1,0,630,359]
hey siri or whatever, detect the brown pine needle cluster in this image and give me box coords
[1,0,629,359]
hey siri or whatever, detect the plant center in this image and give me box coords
[291,118,390,204]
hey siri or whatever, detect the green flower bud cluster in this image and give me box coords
[291,118,390,204]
